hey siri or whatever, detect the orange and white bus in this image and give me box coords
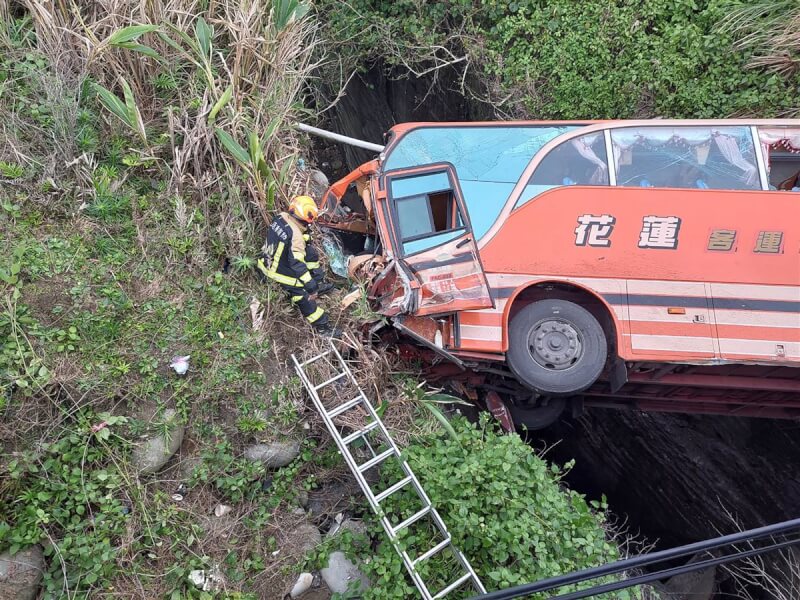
[318,120,800,425]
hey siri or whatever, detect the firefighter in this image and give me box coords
[258,195,338,335]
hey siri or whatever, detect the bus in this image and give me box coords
[317,120,800,427]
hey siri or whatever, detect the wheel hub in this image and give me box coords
[528,319,583,370]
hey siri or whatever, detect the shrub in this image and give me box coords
[356,415,637,599]
[316,0,800,119]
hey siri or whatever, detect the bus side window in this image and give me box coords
[611,126,760,190]
[758,127,800,191]
[390,171,466,256]
[517,133,609,208]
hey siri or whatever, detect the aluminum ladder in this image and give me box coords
[292,341,487,600]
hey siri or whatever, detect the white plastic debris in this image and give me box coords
[214,504,232,518]
[188,566,224,592]
[169,355,190,375]
[188,570,206,588]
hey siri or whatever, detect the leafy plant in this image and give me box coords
[2,414,130,596]
[93,77,147,143]
[355,415,635,599]
[0,160,24,179]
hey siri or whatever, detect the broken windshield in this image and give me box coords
[384,125,579,239]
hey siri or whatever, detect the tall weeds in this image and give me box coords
[721,1,800,77]
[6,0,319,256]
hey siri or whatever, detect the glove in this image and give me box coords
[304,277,319,294]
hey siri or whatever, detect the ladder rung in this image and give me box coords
[342,420,380,445]
[298,350,332,368]
[392,506,431,535]
[315,371,347,390]
[412,537,451,566]
[375,476,413,503]
[357,447,395,473]
[432,572,473,599]
[327,395,364,419]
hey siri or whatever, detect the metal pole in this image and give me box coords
[295,122,385,153]
[546,537,800,600]
[469,517,800,600]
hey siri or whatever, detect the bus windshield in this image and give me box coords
[384,125,579,239]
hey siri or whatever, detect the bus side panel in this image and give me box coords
[456,274,631,357]
[479,186,800,364]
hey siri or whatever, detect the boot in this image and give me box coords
[314,321,343,339]
[316,281,335,296]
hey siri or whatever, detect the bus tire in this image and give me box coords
[507,299,607,395]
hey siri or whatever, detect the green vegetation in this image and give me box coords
[317,0,800,119]
[357,415,637,599]
[3,0,793,597]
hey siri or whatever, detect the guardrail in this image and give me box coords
[469,517,800,599]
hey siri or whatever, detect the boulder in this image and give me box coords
[326,518,368,540]
[132,409,185,475]
[0,545,44,600]
[290,523,322,556]
[321,551,369,595]
[308,170,330,201]
[244,441,301,468]
[655,553,716,600]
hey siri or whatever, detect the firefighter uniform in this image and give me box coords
[258,212,328,328]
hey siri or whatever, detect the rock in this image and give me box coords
[290,572,314,598]
[132,409,185,475]
[243,441,300,468]
[655,553,716,600]
[290,523,322,556]
[214,504,232,518]
[308,169,330,202]
[326,518,367,540]
[0,546,44,600]
[321,551,369,595]
[307,478,368,523]
[297,490,309,508]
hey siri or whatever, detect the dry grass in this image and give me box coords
[6,0,322,255]
[720,1,800,77]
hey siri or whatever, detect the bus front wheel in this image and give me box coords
[507,299,607,395]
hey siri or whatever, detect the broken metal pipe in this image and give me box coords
[294,122,385,153]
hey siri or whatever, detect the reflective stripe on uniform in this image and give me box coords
[290,295,303,304]
[306,261,320,269]
[261,242,304,287]
[299,271,312,283]
[306,307,325,323]
[303,234,310,242]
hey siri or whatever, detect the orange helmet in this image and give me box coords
[288,195,318,223]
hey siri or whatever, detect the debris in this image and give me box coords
[172,483,187,502]
[341,289,361,309]
[0,545,44,600]
[290,572,314,598]
[321,237,348,278]
[250,297,265,331]
[243,441,301,468]
[214,504,232,518]
[169,355,190,375]
[187,565,224,592]
[132,409,185,475]
[321,551,369,594]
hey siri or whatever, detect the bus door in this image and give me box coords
[379,163,493,316]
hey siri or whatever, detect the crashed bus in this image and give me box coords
[316,120,800,427]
